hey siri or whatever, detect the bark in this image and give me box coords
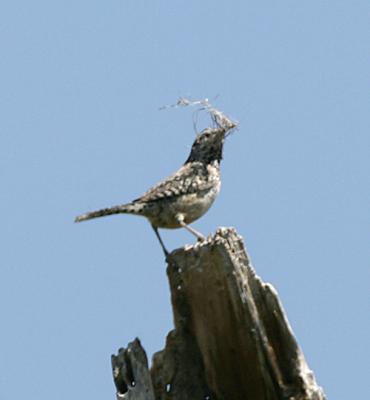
[112,228,326,400]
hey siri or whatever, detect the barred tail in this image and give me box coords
[74,203,143,223]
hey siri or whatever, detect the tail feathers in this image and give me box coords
[75,202,144,223]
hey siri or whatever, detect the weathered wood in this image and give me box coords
[112,228,326,400]
[111,338,155,399]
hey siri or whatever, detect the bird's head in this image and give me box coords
[185,127,230,165]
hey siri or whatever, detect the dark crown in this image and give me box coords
[185,128,226,165]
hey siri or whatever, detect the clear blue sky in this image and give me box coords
[1,1,369,399]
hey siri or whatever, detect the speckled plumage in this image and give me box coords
[75,127,229,254]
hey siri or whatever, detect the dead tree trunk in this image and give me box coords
[111,228,326,399]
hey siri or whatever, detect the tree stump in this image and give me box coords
[112,228,326,400]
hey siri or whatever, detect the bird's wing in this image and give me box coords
[135,163,214,203]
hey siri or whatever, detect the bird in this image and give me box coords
[75,124,234,256]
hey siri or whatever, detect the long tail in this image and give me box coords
[74,203,143,223]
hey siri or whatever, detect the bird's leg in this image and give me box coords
[151,224,169,257]
[176,214,206,241]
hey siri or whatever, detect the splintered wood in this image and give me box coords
[112,228,326,400]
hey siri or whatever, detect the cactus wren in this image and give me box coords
[75,126,232,255]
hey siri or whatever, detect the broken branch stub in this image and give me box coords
[111,338,155,400]
[112,228,325,399]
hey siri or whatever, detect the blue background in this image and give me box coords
[1,1,369,399]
